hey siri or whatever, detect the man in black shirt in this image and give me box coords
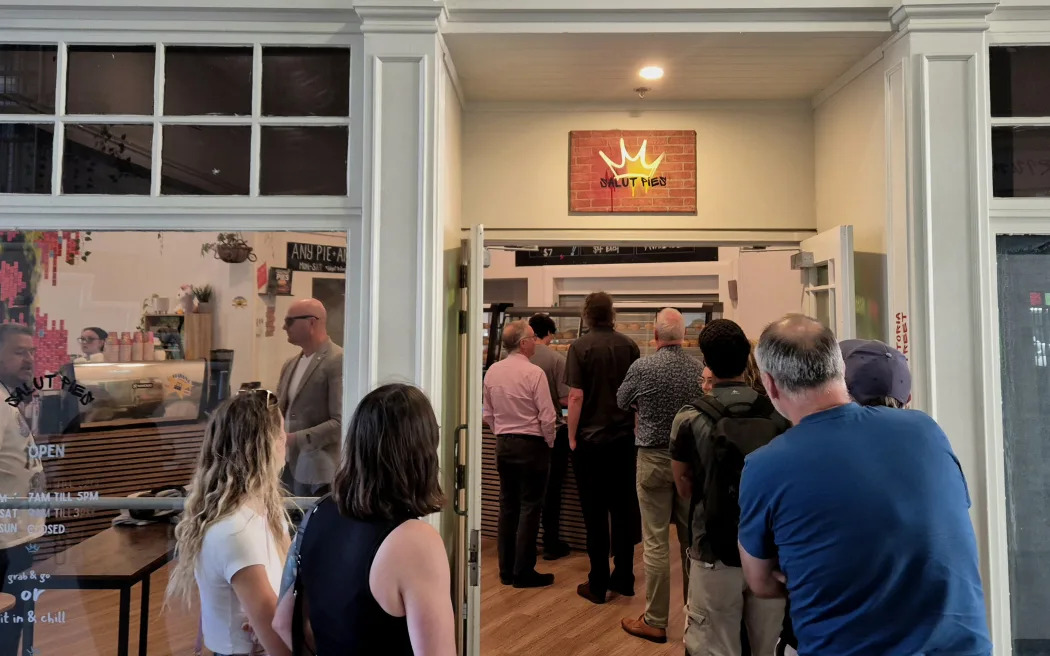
[565,292,641,604]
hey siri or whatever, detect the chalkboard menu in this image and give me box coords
[515,245,718,267]
[287,242,346,273]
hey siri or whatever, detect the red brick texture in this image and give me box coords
[569,130,697,214]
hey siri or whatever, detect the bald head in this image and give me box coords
[755,314,844,396]
[289,298,327,322]
[284,297,330,353]
[654,308,685,344]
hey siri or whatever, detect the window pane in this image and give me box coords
[992,126,1050,198]
[67,46,154,115]
[0,123,53,193]
[260,126,347,195]
[262,47,350,117]
[164,46,252,116]
[991,46,1050,118]
[161,125,250,195]
[0,228,348,655]
[0,45,58,114]
[62,124,152,195]
[816,263,830,287]
[996,235,1050,656]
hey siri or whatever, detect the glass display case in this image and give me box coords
[485,303,723,368]
[69,359,207,428]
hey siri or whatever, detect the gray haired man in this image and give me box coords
[617,308,703,644]
[739,315,990,656]
[0,324,45,654]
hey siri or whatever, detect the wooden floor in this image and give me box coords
[28,562,200,656]
[481,536,688,656]
[24,538,687,656]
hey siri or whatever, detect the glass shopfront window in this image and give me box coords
[0,43,350,196]
[991,46,1050,198]
[996,235,1050,656]
[0,228,348,656]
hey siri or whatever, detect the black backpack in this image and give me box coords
[687,390,789,566]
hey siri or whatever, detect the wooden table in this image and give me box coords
[25,524,175,656]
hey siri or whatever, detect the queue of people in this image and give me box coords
[483,292,992,656]
[150,290,991,656]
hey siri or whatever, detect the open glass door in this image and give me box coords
[454,224,484,656]
[799,225,856,338]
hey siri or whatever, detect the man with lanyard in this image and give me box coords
[0,324,45,656]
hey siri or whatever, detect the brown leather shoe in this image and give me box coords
[621,615,668,644]
[576,582,606,605]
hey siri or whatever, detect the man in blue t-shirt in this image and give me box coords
[738,315,991,656]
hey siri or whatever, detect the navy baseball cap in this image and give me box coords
[839,339,911,405]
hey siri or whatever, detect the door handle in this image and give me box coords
[453,424,469,517]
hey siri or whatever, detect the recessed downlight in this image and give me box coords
[639,66,664,81]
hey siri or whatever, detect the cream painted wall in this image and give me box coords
[462,103,816,232]
[814,57,888,341]
[438,62,464,557]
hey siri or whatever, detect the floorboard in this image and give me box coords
[481,533,688,656]
[23,534,689,655]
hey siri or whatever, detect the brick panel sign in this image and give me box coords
[569,129,697,214]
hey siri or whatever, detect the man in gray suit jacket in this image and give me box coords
[276,298,343,496]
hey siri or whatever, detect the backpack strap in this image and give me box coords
[291,494,329,656]
[690,395,728,426]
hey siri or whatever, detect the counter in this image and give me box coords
[32,421,205,561]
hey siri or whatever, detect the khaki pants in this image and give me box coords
[685,558,784,656]
[636,448,690,629]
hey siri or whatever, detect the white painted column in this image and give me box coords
[885,2,1008,651]
[356,0,446,406]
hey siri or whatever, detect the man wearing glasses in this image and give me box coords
[276,298,343,497]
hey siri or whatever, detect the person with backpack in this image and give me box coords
[739,315,990,656]
[669,319,789,656]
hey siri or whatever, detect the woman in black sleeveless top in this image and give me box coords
[295,384,456,655]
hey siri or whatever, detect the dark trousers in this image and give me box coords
[542,425,570,550]
[496,434,551,579]
[0,543,33,656]
[572,437,640,595]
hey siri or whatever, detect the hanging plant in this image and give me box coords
[201,232,257,264]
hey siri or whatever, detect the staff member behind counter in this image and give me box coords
[74,327,107,363]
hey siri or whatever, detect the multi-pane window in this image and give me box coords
[990,46,1050,198]
[0,43,350,196]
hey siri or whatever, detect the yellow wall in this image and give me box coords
[814,58,888,341]
[462,102,816,232]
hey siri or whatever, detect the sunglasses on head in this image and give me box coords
[239,388,278,407]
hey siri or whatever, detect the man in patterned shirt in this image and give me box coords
[616,308,704,644]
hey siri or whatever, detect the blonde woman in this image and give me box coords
[167,391,292,656]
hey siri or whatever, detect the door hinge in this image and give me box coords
[468,529,480,587]
[458,264,468,289]
[458,309,468,335]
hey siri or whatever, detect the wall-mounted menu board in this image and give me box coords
[514,245,718,267]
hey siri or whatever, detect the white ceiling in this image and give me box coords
[444,32,889,104]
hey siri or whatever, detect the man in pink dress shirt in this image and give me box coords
[483,319,558,588]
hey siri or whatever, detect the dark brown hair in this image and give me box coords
[582,292,615,329]
[333,383,444,521]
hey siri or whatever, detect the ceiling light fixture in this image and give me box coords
[639,66,664,80]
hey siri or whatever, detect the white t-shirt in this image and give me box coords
[286,354,314,408]
[0,401,45,549]
[196,505,285,655]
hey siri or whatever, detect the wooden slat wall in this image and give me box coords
[35,422,205,561]
[481,426,588,551]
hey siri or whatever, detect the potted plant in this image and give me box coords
[192,285,214,313]
[200,233,257,264]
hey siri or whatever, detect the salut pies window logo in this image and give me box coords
[597,138,667,195]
